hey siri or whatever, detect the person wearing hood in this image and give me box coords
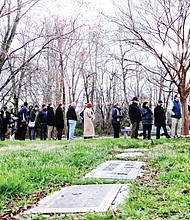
[141,101,153,140]
[112,102,123,138]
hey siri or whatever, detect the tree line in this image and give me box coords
[0,0,190,134]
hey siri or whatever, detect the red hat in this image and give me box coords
[86,103,93,108]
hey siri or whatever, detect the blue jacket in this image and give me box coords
[38,109,47,124]
[141,107,153,125]
[171,100,181,119]
[18,106,28,122]
[112,107,123,124]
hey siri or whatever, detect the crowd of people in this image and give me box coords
[0,101,95,141]
[112,93,182,139]
[0,102,66,141]
[0,93,182,141]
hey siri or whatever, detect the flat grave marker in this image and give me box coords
[85,160,145,180]
[24,184,129,215]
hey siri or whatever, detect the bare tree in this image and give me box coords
[109,0,190,135]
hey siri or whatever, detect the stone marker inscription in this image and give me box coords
[85,160,145,180]
[25,184,129,214]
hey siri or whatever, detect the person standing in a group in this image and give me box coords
[66,102,77,140]
[141,101,153,140]
[18,102,28,140]
[154,100,171,139]
[168,93,182,137]
[38,104,47,140]
[28,104,39,140]
[84,103,95,139]
[47,103,55,140]
[28,104,35,140]
[55,104,64,140]
[1,106,10,141]
[112,102,123,138]
[129,97,141,139]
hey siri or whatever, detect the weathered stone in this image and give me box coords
[24,184,129,214]
[85,160,145,180]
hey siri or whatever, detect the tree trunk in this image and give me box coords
[181,96,189,136]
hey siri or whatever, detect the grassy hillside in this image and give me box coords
[0,137,189,219]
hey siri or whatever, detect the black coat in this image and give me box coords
[154,105,166,126]
[129,102,141,123]
[55,107,64,130]
[66,106,77,121]
[1,110,11,132]
[47,107,55,126]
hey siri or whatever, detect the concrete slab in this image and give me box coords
[85,160,145,180]
[116,152,144,159]
[24,184,129,215]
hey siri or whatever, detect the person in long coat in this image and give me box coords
[1,106,10,141]
[129,97,141,139]
[84,103,95,139]
[55,104,64,140]
[154,100,171,139]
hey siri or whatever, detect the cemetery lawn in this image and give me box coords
[0,137,190,219]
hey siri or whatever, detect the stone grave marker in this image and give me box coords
[24,184,129,215]
[85,160,145,180]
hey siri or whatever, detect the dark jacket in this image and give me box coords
[129,102,141,123]
[18,106,28,123]
[55,107,64,130]
[47,106,55,126]
[171,100,181,119]
[141,107,153,125]
[0,112,3,129]
[28,110,36,122]
[112,106,123,124]
[66,106,77,121]
[154,105,166,126]
[38,109,47,124]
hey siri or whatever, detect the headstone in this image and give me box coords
[85,160,145,180]
[24,184,129,215]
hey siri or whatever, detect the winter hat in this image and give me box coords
[158,100,163,104]
[131,97,139,101]
[86,103,93,108]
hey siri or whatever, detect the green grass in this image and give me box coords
[0,137,190,219]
